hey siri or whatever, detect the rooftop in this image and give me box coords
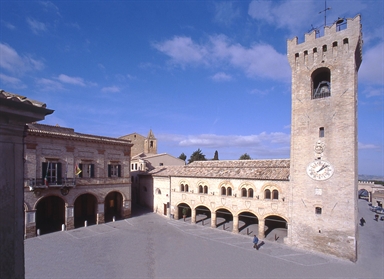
[149,159,290,181]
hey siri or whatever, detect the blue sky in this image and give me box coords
[1,0,383,176]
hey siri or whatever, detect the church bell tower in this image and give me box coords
[287,15,362,261]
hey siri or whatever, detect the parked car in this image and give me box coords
[375,208,384,214]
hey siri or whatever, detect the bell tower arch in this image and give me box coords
[287,15,362,261]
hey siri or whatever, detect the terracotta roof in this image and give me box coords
[27,123,133,146]
[149,159,290,181]
[0,89,47,108]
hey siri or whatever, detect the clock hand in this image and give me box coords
[317,164,328,173]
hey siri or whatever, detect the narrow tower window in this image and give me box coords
[315,207,322,215]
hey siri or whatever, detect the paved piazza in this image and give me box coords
[25,200,383,279]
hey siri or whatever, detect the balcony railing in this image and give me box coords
[27,178,76,189]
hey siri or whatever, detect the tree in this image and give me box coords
[178,152,187,162]
[188,148,206,164]
[213,150,219,160]
[239,153,251,160]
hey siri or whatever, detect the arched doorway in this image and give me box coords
[264,215,287,242]
[238,211,258,236]
[215,208,233,231]
[195,205,211,226]
[178,203,191,222]
[74,193,97,228]
[35,196,65,235]
[104,191,123,222]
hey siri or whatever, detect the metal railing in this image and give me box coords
[27,178,76,189]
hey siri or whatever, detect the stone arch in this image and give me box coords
[177,202,191,221]
[179,180,189,192]
[218,181,234,196]
[35,195,65,235]
[74,193,98,228]
[194,204,211,226]
[104,191,124,222]
[215,207,234,231]
[197,180,209,194]
[237,210,259,235]
[238,182,256,191]
[155,188,162,195]
[261,183,282,200]
[217,180,234,190]
[264,214,288,242]
[311,67,331,99]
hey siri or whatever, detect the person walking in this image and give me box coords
[360,217,366,226]
[253,235,259,250]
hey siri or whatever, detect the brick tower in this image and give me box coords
[287,15,362,261]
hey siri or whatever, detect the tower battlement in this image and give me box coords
[288,14,362,71]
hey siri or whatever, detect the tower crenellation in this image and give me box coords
[288,15,362,72]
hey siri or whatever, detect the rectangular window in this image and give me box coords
[108,164,121,178]
[42,162,62,185]
[319,127,325,137]
[315,207,322,215]
[79,163,95,178]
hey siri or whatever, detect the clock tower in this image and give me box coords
[287,15,362,261]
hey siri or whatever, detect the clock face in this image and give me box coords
[306,160,334,181]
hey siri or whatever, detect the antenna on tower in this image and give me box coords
[319,0,331,28]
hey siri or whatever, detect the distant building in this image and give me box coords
[24,123,133,238]
[120,130,185,206]
[119,130,157,156]
[138,15,363,261]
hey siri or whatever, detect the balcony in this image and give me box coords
[26,178,77,190]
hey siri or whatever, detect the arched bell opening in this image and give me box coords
[312,67,331,99]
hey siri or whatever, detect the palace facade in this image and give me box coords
[24,123,133,238]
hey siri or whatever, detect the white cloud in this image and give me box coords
[176,132,290,148]
[153,36,208,67]
[0,43,44,74]
[57,74,86,86]
[36,78,64,91]
[361,86,383,98]
[360,42,384,86]
[358,142,380,150]
[154,35,290,81]
[211,72,232,82]
[0,73,26,89]
[101,86,120,93]
[26,17,47,34]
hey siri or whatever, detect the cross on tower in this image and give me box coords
[319,0,331,28]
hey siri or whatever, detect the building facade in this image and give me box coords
[139,15,363,261]
[24,123,133,238]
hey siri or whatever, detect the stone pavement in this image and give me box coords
[25,199,384,278]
